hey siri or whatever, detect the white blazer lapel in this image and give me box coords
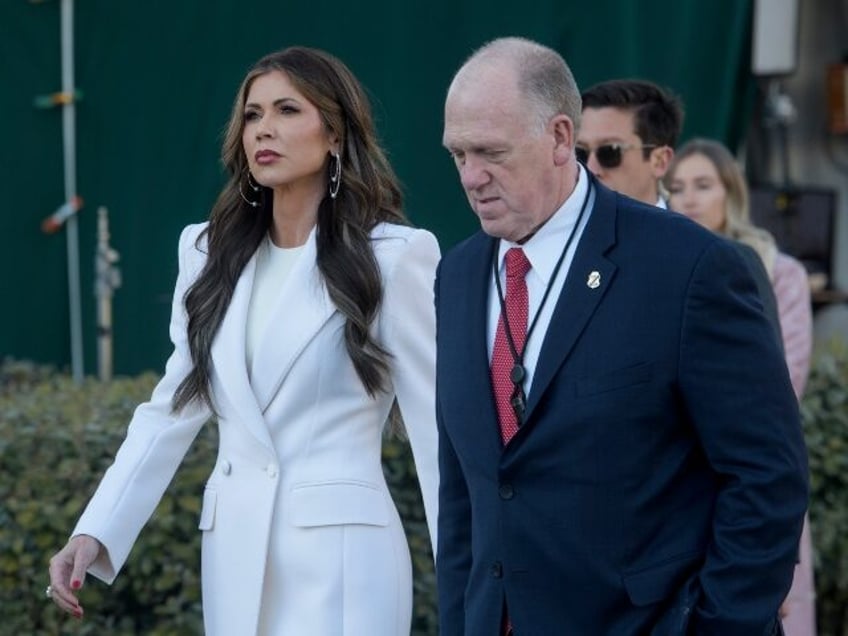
[210,253,275,450]
[250,228,337,413]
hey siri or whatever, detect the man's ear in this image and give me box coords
[552,115,574,166]
[650,146,674,179]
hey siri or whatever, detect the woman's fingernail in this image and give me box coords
[71,580,81,590]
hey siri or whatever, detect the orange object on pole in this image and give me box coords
[41,195,83,233]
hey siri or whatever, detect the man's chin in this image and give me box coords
[477,217,504,238]
[479,218,519,240]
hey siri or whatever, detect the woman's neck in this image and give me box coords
[269,184,324,247]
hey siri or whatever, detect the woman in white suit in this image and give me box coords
[47,46,440,635]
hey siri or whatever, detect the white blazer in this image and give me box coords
[73,221,441,635]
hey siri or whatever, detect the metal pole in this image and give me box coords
[61,0,84,382]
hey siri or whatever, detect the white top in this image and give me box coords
[488,165,595,394]
[246,236,306,370]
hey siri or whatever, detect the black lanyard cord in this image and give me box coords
[492,181,593,402]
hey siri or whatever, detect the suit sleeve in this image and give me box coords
[73,223,213,583]
[678,240,808,634]
[434,259,474,636]
[381,228,441,554]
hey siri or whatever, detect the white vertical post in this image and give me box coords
[95,206,121,382]
[60,0,84,382]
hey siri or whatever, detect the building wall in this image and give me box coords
[784,0,848,289]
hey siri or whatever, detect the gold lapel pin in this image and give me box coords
[586,270,601,289]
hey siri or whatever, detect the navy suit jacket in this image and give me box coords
[435,178,808,635]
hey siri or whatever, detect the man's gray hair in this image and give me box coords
[462,37,582,132]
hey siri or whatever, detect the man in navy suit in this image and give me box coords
[436,36,807,635]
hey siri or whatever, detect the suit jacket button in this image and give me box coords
[499,483,514,499]
[220,460,232,476]
[266,464,278,479]
[490,561,503,578]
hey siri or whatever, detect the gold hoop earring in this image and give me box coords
[329,152,341,199]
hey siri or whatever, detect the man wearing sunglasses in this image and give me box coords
[577,80,680,208]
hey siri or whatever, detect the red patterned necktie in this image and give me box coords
[491,247,531,445]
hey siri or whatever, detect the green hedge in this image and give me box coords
[7,345,848,636]
[802,340,848,636]
[0,359,436,635]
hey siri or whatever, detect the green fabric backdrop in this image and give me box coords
[0,0,753,374]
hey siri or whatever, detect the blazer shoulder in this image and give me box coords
[440,230,491,270]
[176,222,210,279]
[370,222,440,263]
[178,222,209,251]
[619,198,722,258]
[774,251,809,282]
[370,221,434,243]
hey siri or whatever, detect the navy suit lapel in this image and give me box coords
[523,180,619,422]
[442,232,504,455]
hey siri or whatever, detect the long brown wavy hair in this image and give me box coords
[172,46,407,413]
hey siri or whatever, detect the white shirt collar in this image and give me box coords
[497,164,591,285]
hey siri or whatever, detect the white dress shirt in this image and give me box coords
[488,165,595,395]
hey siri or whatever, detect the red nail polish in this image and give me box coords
[71,580,81,590]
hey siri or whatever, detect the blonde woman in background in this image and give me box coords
[666,137,815,636]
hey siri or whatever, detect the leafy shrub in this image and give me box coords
[11,339,848,635]
[802,340,848,636]
[0,361,436,634]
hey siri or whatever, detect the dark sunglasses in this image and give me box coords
[575,143,658,169]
